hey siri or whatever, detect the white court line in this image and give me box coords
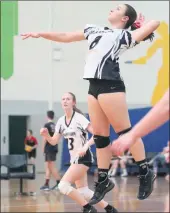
[2,201,113,208]
[2,202,78,208]
[2,198,161,208]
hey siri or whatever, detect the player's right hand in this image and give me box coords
[21,33,40,40]
[111,132,137,156]
[40,128,48,137]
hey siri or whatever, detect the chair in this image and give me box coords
[0,154,36,196]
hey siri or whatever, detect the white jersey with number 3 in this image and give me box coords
[55,111,93,164]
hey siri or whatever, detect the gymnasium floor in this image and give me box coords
[1,174,169,212]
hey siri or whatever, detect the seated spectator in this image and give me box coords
[164,141,169,181]
[149,141,169,179]
[109,151,131,177]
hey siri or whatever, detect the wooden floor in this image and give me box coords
[1,174,169,212]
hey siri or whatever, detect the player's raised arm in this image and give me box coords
[21,31,85,43]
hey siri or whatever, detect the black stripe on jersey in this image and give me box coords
[94,64,100,78]
[119,31,131,47]
[126,31,132,47]
[112,37,122,62]
[94,46,114,79]
[82,131,87,146]
[80,135,86,146]
[121,31,137,48]
[101,55,120,79]
[65,111,75,127]
[81,130,87,141]
[125,31,138,47]
[84,27,93,39]
[96,35,123,79]
[84,27,93,33]
[60,127,65,135]
[96,32,124,79]
[104,27,110,30]
[77,126,87,146]
[94,30,133,80]
[113,31,133,62]
[59,125,62,134]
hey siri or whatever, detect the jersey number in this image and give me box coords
[89,36,102,50]
[68,138,74,151]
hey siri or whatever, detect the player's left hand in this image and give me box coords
[77,146,88,157]
[111,133,137,156]
[40,128,48,137]
[21,32,40,40]
[134,13,145,28]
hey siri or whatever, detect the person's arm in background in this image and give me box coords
[42,123,48,153]
[112,89,170,156]
[42,138,46,153]
[130,89,169,138]
[40,128,62,145]
[31,137,38,150]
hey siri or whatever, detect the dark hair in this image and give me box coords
[28,129,33,135]
[47,110,55,120]
[68,92,84,116]
[124,4,154,42]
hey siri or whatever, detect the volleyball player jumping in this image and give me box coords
[22,3,160,204]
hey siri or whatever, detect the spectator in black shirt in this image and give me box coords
[40,110,61,191]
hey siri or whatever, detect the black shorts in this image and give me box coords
[73,149,93,168]
[45,152,57,162]
[28,151,36,159]
[88,79,126,99]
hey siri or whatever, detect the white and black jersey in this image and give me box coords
[83,24,136,81]
[55,111,93,165]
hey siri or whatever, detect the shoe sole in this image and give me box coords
[89,182,115,205]
[137,173,157,200]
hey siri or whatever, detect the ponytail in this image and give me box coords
[73,106,85,116]
[130,21,154,42]
[124,4,154,42]
[68,92,85,117]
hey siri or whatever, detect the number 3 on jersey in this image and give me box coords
[68,138,74,151]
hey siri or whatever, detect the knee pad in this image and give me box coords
[94,135,110,148]
[77,186,94,201]
[117,127,132,137]
[58,181,73,195]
